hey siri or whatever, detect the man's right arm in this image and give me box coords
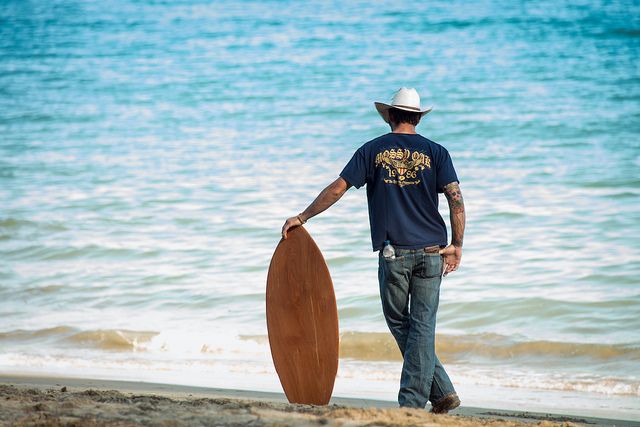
[281,177,351,239]
[439,181,465,276]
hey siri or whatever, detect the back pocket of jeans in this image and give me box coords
[419,254,442,279]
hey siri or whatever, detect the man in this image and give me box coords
[281,87,465,413]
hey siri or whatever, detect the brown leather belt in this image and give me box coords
[423,245,440,254]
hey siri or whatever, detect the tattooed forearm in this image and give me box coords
[443,181,466,247]
[443,182,464,214]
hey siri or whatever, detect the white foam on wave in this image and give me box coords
[2,325,639,401]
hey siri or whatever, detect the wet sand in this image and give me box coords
[0,375,636,427]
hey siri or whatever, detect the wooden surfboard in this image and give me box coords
[266,225,339,405]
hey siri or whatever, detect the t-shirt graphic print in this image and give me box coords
[375,148,432,187]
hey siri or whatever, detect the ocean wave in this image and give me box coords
[338,331,640,363]
[2,327,639,397]
[0,326,75,340]
[3,243,158,261]
[4,326,638,364]
[0,326,158,351]
[65,330,159,351]
[0,218,67,232]
[448,366,640,398]
[241,331,640,364]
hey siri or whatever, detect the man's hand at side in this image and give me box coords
[281,177,351,239]
[439,244,462,276]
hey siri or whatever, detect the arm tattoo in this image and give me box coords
[443,182,465,214]
[443,182,465,247]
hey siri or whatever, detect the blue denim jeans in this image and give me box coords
[378,247,456,408]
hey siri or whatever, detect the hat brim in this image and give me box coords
[374,102,432,124]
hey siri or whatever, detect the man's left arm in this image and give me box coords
[281,177,351,238]
[439,181,466,276]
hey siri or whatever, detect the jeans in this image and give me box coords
[378,247,456,408]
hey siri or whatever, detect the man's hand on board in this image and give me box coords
[281,216,304,239]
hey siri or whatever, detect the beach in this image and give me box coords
[3,374,636,427]
[1,0,639,423]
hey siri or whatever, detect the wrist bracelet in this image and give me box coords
[297,214,306,225]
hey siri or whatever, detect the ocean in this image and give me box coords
[1,0,639,420]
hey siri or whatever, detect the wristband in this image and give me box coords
[296,214,306,225]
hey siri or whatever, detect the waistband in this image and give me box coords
[383,245,441,255]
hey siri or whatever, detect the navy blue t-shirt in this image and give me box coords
[339,133,459,251]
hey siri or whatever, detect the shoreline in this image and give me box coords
[1,374,638,427]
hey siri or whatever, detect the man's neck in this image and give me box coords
[391,123,417,134]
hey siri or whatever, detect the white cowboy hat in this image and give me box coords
[374,87,433,124]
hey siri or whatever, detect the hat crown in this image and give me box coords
[373,87,432,123]
[391,87,421,110]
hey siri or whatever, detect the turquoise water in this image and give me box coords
[1,0,639,419]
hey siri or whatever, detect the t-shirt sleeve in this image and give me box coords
[436,147,459,193]
[339,147,367,189]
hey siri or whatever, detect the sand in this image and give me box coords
[0,375,635,427]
